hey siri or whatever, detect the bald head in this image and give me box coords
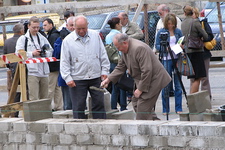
[118,12,129,26]
[157,4,170,19]
[74,15,88,37]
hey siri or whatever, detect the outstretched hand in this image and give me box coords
[100,78,110,88]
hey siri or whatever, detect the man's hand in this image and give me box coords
[67,80,76,88]
[100,78,110,88]
[32,49,41,56]
[134,89,142,98]
[101,75,107,80]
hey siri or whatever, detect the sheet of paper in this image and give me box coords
[171,44,183,55]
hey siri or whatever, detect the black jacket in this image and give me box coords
[47,27,60,72]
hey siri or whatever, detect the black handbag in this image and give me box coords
[116,73,134,92]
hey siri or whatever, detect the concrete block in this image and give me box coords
[189,113,204,121]
[111,135,129,146]
[93,134,111,145]
[19,144,35,150]
[103,91,111,112]
[9,133,24,143]
[53,145,70,150]
[13,121,27,132]
[130,135,149,147]
[198,125,218,136]
[26,133,41,144]
[52,110,73,119]
[87,92,111,119]
[208,137,225,148]
[87,145,105,150]
[168,136,188,147]
[178,124,198,136]
[179,112,190,121]
[70,145,87,150]
[204,109,223,121]
[102,123,119,135]
[59,134,75,145]
[189,138,208,148]
[120,123,138,135]
[23,99,53,122]
[159,124,179,136]
[187,90,212,113]
[138,122,162,135]
[28,122,46,133]
[48,122,64,133]
[76,134,93,145]
[149,136,168,147]
[0,133,8,143]
[3,144,18,150]
[41,134,59,144]
[36,144,52,150]
[111,109,135,120]
[0,118,22,131]
[65,122,89,134]
[89,123,102,134]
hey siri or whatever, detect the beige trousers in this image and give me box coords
[28,75,49,101]
[48,71,63,110]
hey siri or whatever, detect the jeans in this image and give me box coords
[110,63,127,111]
[161,59,182,113]
[61,86,72,110]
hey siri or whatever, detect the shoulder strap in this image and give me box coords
[25,36,28,52]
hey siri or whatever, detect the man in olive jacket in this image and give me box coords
[101,33,171,120]
[118,12,144,40]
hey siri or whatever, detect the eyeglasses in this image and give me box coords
[158,12,163,16]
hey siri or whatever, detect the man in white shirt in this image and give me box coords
[60,15,110,119]
[16,16,52,101]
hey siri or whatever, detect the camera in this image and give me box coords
[159,32,169,42]
[40,44,50,57]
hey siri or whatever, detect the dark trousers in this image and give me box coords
[69,77,106,119]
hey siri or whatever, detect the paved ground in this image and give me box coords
[0,61,225,121]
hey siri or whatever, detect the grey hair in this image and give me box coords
[161,4,170,12]
[13,23,24,33]
[66,16,76,24]
[74,15,88,26]
[157,4,170,12]
[114,33,129,43]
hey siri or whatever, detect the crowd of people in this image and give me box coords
[3,4,213,120]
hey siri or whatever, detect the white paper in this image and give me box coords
[171,44,183,55]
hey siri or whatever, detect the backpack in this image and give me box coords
[105,43,120,64]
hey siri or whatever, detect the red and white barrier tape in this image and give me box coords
[1,55,10,64]
[21,57,58,64]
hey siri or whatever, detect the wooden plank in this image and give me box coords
[0,51,27,65]
[0,102,23,116]
[19,63,27,102]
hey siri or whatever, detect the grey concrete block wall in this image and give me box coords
[1,118,225,149]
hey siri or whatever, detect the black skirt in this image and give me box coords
[187,52,206,79]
